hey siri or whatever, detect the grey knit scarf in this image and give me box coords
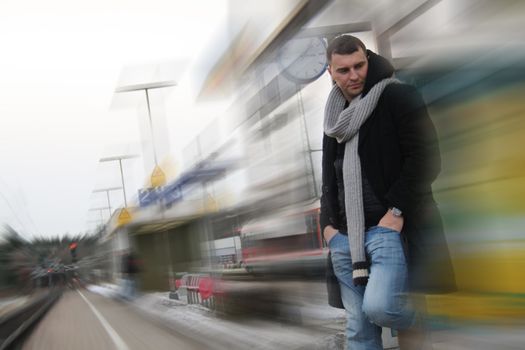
[324,77,399,285]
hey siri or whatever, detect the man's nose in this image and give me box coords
[349,69,358,80]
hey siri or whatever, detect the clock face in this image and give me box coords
[278,37,328,84]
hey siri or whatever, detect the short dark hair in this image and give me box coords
[326,35,367,64]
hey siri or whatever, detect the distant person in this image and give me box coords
[320,35,456,349]
[121,251,140,300]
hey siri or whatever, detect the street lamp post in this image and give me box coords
[88,207,110,254]
[99,155,138,208]
[115,81,177,294]
[88,206,111,225]
[92,186,122,217]
[115,80,177,168]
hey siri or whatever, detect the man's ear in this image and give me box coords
[327,65,336,85]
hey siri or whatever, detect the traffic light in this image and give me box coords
[69,242,78,263]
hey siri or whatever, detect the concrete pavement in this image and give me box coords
[22,290,205,350]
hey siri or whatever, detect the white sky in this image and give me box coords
[0,0,228,239]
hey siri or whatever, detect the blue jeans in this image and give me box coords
[330,226,415,350]
[122,276,137,300]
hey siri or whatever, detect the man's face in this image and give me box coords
[328,47,368,101]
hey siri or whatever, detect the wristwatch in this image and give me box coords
[390,207,403,217]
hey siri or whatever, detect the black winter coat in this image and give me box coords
[321,51,456,308]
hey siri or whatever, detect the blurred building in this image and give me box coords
[99,0,525,324]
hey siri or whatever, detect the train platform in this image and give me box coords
[8,283,525,349]
[21,289,205,350]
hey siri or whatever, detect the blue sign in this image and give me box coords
[162,183,183,207]
[138,162,229,208]
[138,187,162,207]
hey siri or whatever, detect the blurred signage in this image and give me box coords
[117,208,132,226]
[162,183,183,207]
[138,187,163,207]
[138,184,182,208]
[151,165,166,187]
[138,162,229,208]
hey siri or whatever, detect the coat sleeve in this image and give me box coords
[319,134,339,234]
[319,192,330,234]
[384,84,441,214]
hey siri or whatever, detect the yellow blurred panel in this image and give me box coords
[437,177,525,215]
[452,246,525,294]
[425,292,525,323]
[434,83,525,216]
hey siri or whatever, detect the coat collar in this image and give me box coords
[358,51,395,147]
[362,50,395,97]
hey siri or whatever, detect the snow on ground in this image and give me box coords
[86,283,120,299]
[134,292,345,350]
[87,283,347,350]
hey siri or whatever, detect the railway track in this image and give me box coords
[0,289,62,350]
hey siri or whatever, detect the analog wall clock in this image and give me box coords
[278,37,328,84]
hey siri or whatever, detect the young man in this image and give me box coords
[320,35,455,349]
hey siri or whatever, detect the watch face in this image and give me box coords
[278,37,328,84]
[391,207,403,217]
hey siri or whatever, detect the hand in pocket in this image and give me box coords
[324,225,338,244]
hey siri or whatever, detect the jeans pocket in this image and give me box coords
[375,225,401,234]
[327,232,341,248]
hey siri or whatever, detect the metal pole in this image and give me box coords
[105,190,112,216]
[114,81,176,170]
[93,187,121,217]
[118,159,128,207]
[297,87,319,199]
[163,231,175,291]
[144,88,159,167]
[99,156,136,208]
[232,225,238,265]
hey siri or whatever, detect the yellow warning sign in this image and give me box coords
[150,165,166,187]
[117,208,132,226]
